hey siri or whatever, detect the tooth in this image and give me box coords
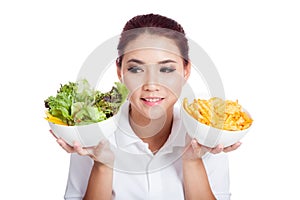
[145,98,160,102]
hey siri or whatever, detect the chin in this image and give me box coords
[147,105,168,120]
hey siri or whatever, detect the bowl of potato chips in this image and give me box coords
[181,97,253,148]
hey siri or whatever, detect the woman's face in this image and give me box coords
[117,34,191,120]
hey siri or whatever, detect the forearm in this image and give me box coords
[183,159,216,200]
[83,161,113,200]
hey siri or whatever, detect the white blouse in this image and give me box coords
[64,101,231,200]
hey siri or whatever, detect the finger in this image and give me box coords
[73,141,88,156]
[95,140,114,166]
[191,139,211,157]
[84,140,106,156]
[210,144,224,154]
[57,138,74,153]
[94,140,107,154]
[191,139,201,152]
[49,129,58,139]
[185,134,193,146]
[223,142,242,153]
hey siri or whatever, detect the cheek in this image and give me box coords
[121,72,144,101]
[159,72,185,98]
[122,73,144,95]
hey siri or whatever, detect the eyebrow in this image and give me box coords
[127,59,145,64]
[126,59,177,65]
[158,59,177,64]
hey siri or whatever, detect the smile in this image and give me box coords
[141,97,164,105]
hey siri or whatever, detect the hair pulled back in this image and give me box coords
[116,14,189,67]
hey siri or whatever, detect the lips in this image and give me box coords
[141,97,164,105]
[142,97,163,102]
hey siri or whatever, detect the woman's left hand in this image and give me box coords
[183,138,242,160]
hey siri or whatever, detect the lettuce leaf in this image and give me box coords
[44,79,128,126]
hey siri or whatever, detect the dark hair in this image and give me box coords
[116,13,189,67]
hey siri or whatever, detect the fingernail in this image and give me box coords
[56,139,62,146]
[73,141,79,147]
[219,144,224,150]
[191,140,198,149]
[191,139,196,145]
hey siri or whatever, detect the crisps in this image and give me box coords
[183,97,253,131]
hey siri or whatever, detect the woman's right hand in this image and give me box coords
[50,130,114,166]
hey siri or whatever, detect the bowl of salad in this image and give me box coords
[44,79,128,147]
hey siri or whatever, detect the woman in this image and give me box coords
[56,14,241,200]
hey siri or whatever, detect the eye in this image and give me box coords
[128,66,144,73]
[160,66,176,73]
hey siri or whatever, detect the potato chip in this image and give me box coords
[183,97,253,131]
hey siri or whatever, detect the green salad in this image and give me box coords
[44,79,128,126]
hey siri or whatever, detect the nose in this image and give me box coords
[142,82,160,91]
[142,68,160,91]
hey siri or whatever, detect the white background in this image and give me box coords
[1,0,299,199]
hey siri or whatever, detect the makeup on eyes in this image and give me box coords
[159,66,176,73]
[127,66,144,73]
[126,59,178,73]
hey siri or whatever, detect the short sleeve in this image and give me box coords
[64,153,93,200]
[202,152,231,200]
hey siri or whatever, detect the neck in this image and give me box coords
[129,106,174,153]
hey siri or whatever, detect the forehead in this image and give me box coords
[123,49,182,65]
[123,34,182,61]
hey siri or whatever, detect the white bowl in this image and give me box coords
[181,104,252,148]
[49,116,117,147]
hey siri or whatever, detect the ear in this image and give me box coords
[183,61,191,82]
[116,61,122,82]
